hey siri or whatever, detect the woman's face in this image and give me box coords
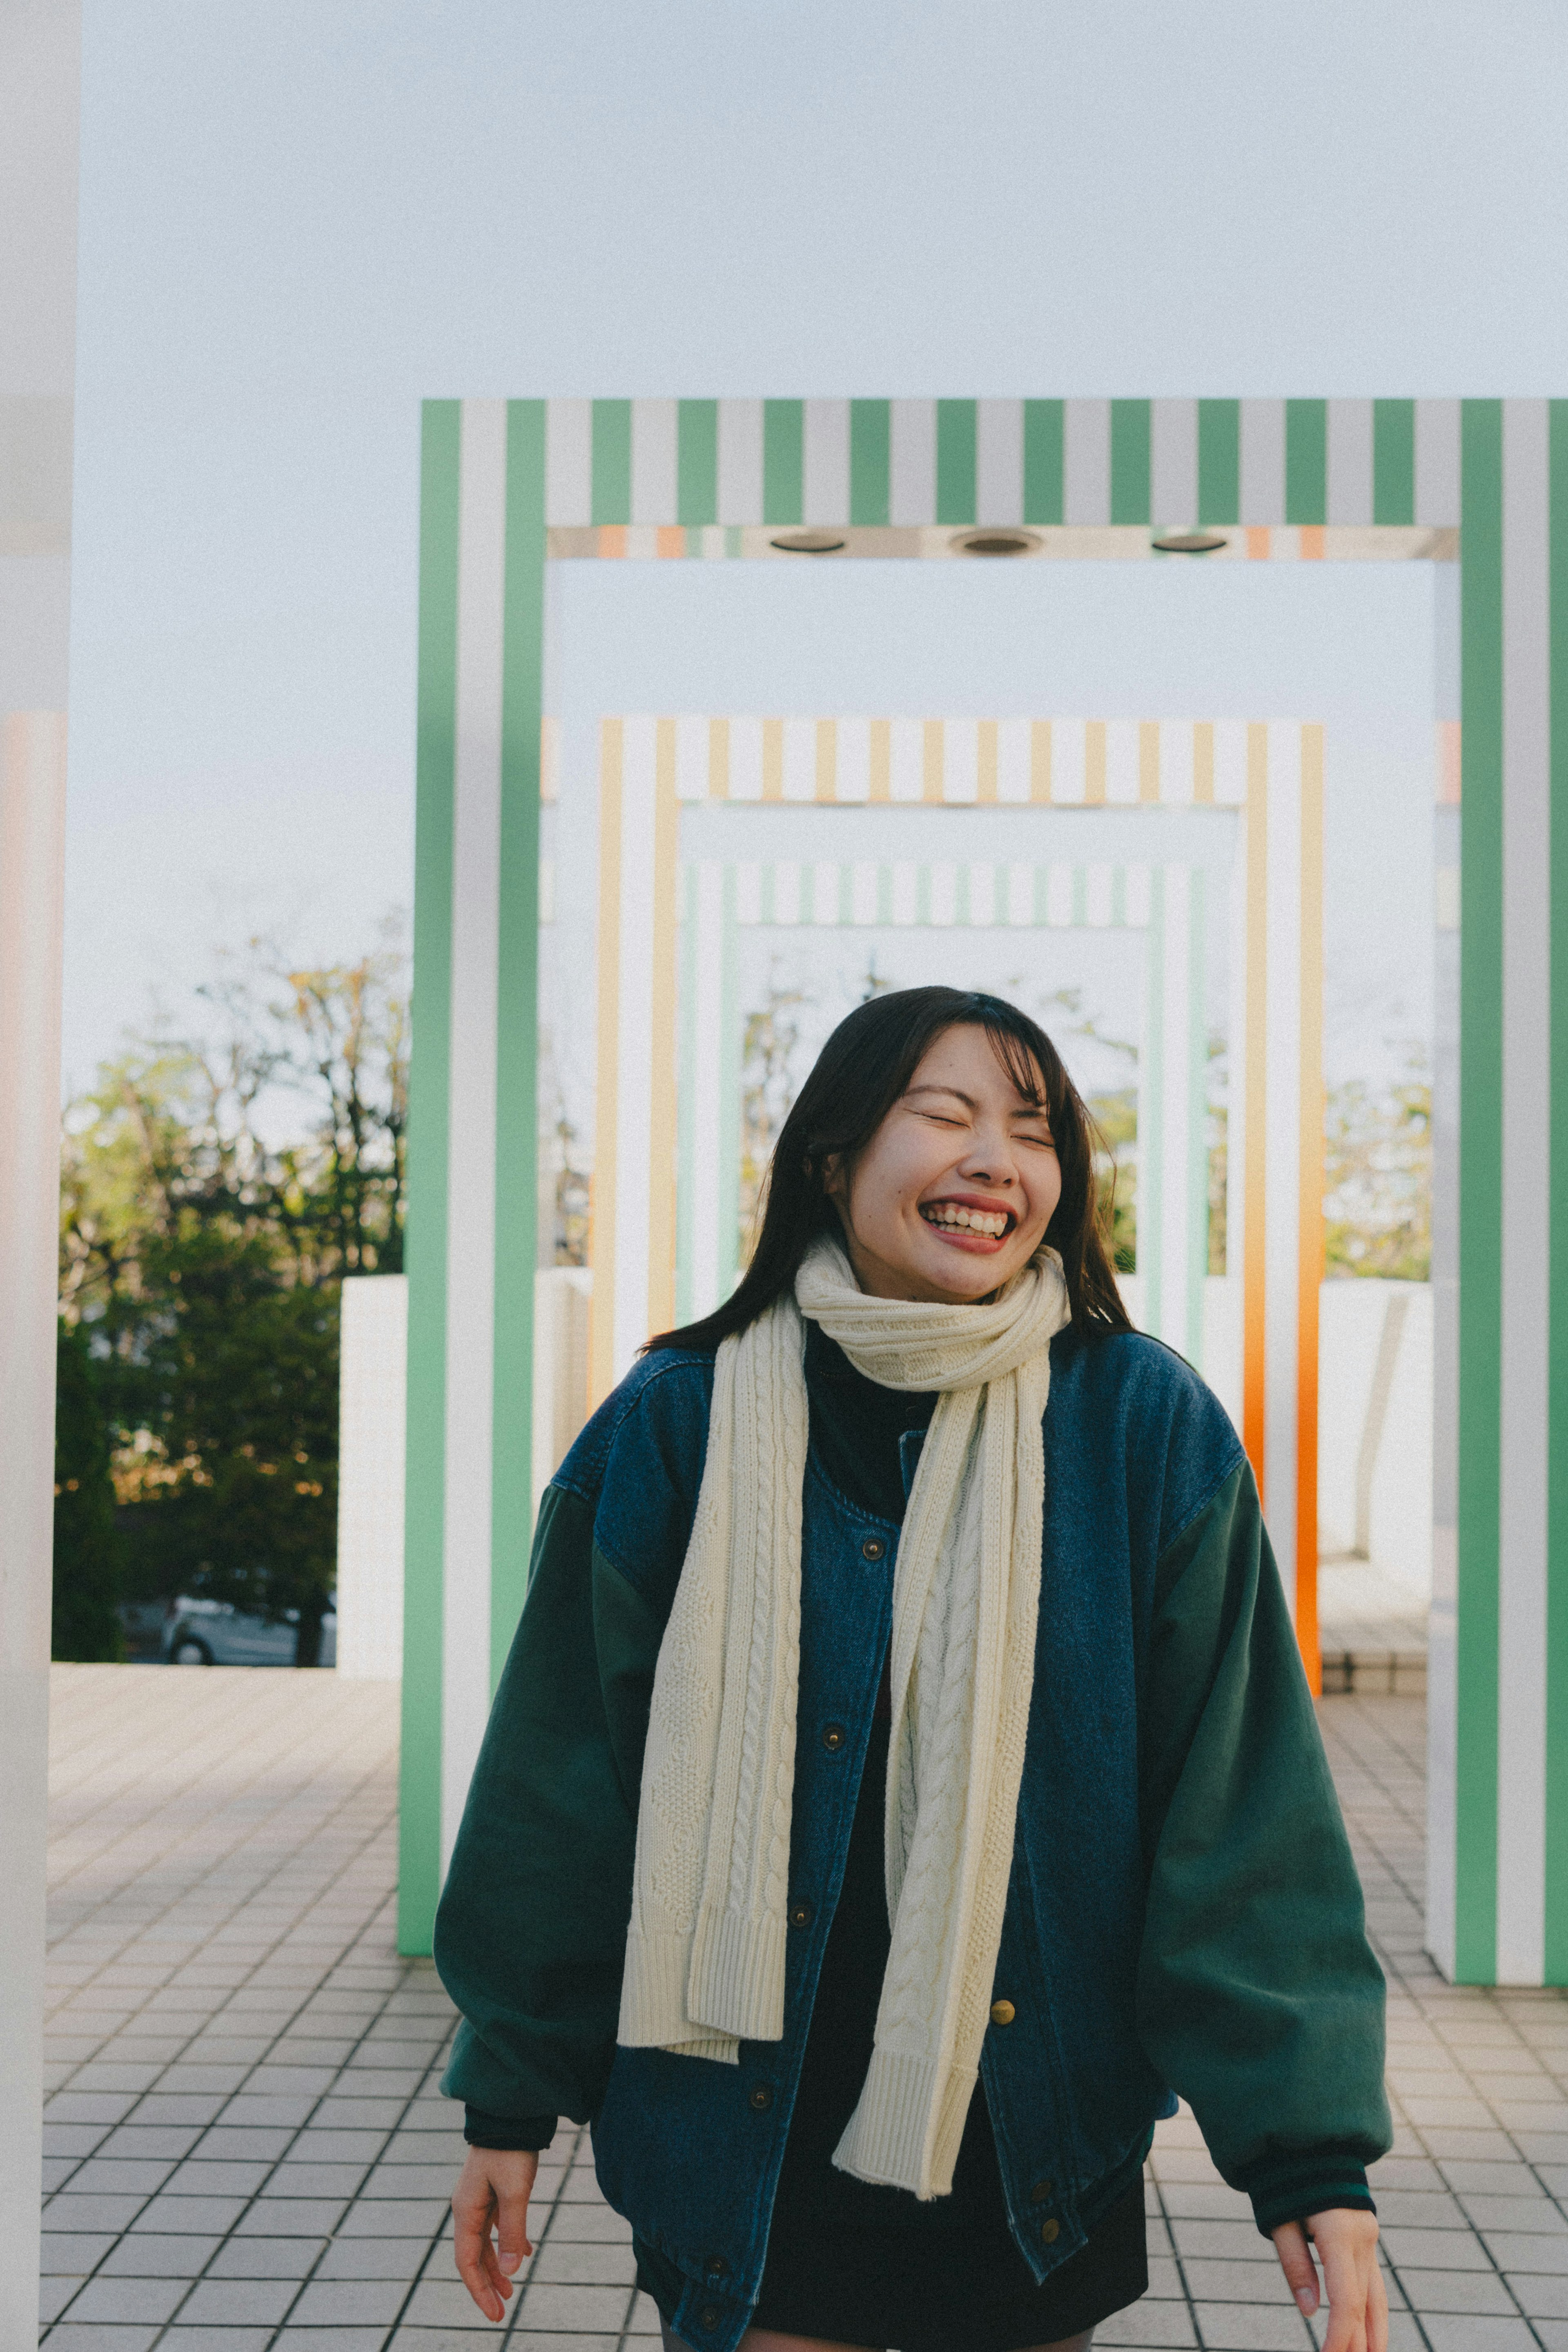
[826,1024,1063,1304]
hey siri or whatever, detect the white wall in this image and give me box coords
[338,1266,1428,1684]
[335,1275,408,1680]
[1319,1279,1433,1596]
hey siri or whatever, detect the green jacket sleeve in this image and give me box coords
[1136,1461,1392,2231]
[434,1482,669,2125]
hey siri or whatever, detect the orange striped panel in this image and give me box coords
[1241,723,1269,1498]
[1296,726,1325,1693]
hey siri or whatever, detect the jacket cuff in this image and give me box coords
[464,2106,558,2152]
[1243,2153,1376,2238]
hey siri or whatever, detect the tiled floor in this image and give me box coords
[38,1668,1568,2352]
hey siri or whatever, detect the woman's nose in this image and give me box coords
[959,1138,1016,1182]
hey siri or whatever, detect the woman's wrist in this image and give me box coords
[463,2105,558,2152]
[1243,2151,1376,2238]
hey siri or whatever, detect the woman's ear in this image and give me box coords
[820,1151,845,1204]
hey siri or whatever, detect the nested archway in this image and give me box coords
[404,395,1562,2001]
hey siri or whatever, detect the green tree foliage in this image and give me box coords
[52,1325,126,1661]
[58,935,408,1665]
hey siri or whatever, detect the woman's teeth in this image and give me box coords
[920,1203,1010,1239]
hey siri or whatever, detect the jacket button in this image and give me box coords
[1030,2178,1054,2204]
[748,2082,774,2111]
[821,1723,847,1752]
[990,1999,1016,2026]
[1040,2217,1060,2245]
[699,2307,721,2330]
[704,2255,728,2278]
[788,1899,813,1929]
[861,1537,886,1561]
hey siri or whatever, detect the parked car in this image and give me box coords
[157,1594,337,1668]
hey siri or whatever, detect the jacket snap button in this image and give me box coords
[990,1999,1016,2026]
[821,1723,846,1752]
[788,1900,813,1929]
[704,2255,728,2278]
[699,2306,721,2329]
[1030,2178,1054,2204]
[748,2082,774,2111]
[861,1537,886,1561]
[1040,2216,1060,2245]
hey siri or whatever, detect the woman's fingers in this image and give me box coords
[452,2148,539,2322]
[494,2171,536,2279]
[1307,2209,1382,2352]
[1368,2243,1390,2352]
[1270,2220,1321,2316]
[453,2176,506,2323]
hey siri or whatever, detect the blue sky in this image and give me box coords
[63,0,1541,1092]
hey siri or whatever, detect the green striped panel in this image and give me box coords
[1022,401,1065,525]
[678,401,718,526]
[1285,400,1327,526]
[490,401,546,1689]
[851,401,891,524]
[764,401,804,525]
[401,401,461,1954]
[1110,401,1152,525]
[1456,398,1504,1982]
[1197,401,1240,525]
[590,401,632,524]
[730,863,1150,925]
[936,401,977,525]
[1547,400,1568,1980]
[1373,401,1416,526]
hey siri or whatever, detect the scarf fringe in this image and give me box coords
[832,2047,980,2200]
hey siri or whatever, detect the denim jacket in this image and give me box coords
[435,1327,1388,2352]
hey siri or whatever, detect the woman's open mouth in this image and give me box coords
[918,1199,1016,1251]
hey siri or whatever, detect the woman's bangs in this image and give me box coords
[981,1017,1052,1112]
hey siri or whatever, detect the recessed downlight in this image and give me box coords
[1151,531,1230,554]
[770,529,847,554]
[951,529,1042,557]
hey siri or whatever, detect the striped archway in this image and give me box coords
[403,395,1566,2005]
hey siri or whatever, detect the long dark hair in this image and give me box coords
[645,986,1132,1355]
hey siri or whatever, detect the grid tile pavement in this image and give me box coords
[36,1668,1568,2350]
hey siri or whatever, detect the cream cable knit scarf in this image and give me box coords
[617,1234,1070,2200]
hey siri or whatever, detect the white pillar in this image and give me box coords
[0,0,80,2327]
[0,712,68,2348]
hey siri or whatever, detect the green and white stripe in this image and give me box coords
[402,400,544,1952]
[727,858,1154,928]
[410,394,1567,1984]
[534,398,1461,530]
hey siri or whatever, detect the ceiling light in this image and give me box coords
[1151,531,1229,554]
[951,529,1041,557]
[770,530,847,554]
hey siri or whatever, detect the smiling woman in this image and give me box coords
[824,1026,1065,1300]
[655,985,1131,1350]
[433,984,1391,2352]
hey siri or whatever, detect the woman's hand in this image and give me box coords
[1272,2208,1387,2352]
[452,2146,539,2322]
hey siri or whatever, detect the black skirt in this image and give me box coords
[743,2177,1146,2352]
[637,1704,1148,2352]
